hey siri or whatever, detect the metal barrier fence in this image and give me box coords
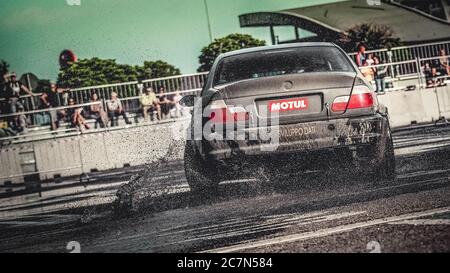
[0,89,199,148]
[68,72,208,103]
[0,72,208,122]
[348,40,450,78]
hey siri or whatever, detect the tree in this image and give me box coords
[35,79,52,93]
[57,58,180,88]
[0,59,9,82]
[345,23,402,52]
[136,60,181,80]
[197,33,266,72]
[57,58,137,88]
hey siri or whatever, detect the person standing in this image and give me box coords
[355,44,367,67]
[438,49,450,76]
[172,91,183,118]
[3,72,33,113]
[373,56,388,94]
[40,83,68,130]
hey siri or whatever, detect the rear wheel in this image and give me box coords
[371,120,396,182]
[376,132,396,181]
[184,141,219,196]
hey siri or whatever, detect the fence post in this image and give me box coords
[387,51,394,78]
[416,57,422,87]
[77,135,90,185]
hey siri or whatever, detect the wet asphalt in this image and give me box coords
[0,125,450,253]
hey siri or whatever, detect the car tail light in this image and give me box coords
[208,99,249,124]
[331,85,375,112]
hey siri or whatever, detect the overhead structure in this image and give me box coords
[239,0,450,46]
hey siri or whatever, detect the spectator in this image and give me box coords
[2,72,33,114]
[67,98,90,131]
[0,108,17,141]
[355,43,367,67]
[140,87,160,121]
[10,104,27,134]
[360,60,375,82]
[366,53,375,66]
[157,86,171,119]
[40,83,68,130]
[438,49,450,76]
[373,56,388,94]
[172,91,184,118]
[107,91,131,127]
[426,67,444,88]
[423,62,433,87]
[89,93,107,128]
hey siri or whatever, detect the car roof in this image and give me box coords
[219,42,337,58]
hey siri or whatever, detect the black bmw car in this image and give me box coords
[180,42,395,194]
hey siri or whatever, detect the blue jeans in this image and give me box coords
[8,97,23,113]
[375,78,385,93]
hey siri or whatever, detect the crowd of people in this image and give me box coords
[356,44,389,94]
[423,49,450,88]
[1,71,187,137]
[356,44,450,92]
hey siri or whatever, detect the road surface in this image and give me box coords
[0,125,450,253]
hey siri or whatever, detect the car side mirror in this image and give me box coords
[179,95,196,107]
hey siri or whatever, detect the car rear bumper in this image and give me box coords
[200,114,389,161]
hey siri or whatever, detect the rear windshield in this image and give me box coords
[213,46,355,86]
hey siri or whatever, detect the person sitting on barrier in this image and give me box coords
[140,87,160,121]
[89,93,107,128]
[426,67,444,88]
[360,60,375,82]
[40,83,68,131]
[67,98,90,131]
[423,62,433,88]
[106,91,132,127]
[157,86,172,119]
[2,72,33,114]
[0,113,17,142]
[9,104,27,134]
[373,56,388,94]
[438,49,450,76]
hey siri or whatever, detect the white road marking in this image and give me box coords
[389,219,450,225]
[171,211,366,246]
[202,206,450,253]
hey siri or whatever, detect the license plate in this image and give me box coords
[268,97,309,112]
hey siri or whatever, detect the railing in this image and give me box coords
[0,72,208,120]
[348,40,450,77]
[68,72,208,102]
[0,88,200,146]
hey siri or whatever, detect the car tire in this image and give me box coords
[184,141,219,196]
[373,125,396,182]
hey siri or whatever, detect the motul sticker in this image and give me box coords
[269,98,309,112]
